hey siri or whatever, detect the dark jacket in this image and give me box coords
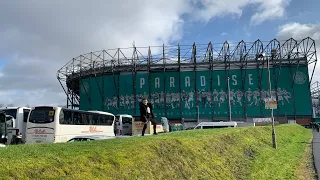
[139,102,154,122]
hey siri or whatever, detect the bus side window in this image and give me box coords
[107,116,114,125]
[92,114,98,125]
[59,110,65,124]
[23,109,30,122]
[64,110,72,125]
[97,115,102,125]
[73,112,83,125]
[82,113,87,125]
[87,113,93,125]
[202,126,214,129]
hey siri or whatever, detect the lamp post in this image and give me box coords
[228,77,231,121]
[267,49,277,149]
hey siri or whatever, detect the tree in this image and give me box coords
[6,104,14,107]
[0,104,4,108]
[25,104,31,108]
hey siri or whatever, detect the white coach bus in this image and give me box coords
[0,107,31,143]
[25,106,115,144]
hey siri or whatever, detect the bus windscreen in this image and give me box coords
[0,109,17,119]
[29,107,55,124]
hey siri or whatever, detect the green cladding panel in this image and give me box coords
[118,73,134,115]
[79,65,312,119]
[150,72,165,119]
[180,71,197,119]
[164,72,180,118]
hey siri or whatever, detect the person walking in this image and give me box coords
[139,97,157,136]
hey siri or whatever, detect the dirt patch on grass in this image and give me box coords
[296,138,317,180]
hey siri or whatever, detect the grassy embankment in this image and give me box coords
[0,124,314,179]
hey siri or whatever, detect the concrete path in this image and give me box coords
[312,129,320,180]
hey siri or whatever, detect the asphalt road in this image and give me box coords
[312,129,320,180]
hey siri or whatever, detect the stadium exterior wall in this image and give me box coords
[79,63,312,122]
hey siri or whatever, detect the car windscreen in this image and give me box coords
[29,107,55,124]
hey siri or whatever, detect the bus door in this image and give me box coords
[0,112,6,144]
[4,115,16,144]
[114,116,121,136]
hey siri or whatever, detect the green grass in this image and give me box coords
[0,124,312,180]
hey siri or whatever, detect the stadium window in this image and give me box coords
[23,109,30,122]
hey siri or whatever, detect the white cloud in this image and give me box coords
[0,0,293,106]
[0,0,189,106]
[250,0,291,25]
[277,22,320,83]
[189,0,290,25]
[221,32,227,36]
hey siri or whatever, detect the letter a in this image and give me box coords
[185,76,190,87]
[155,78,160,88]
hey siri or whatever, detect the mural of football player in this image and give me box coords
[130,94,135,109]
[182,90,189,109]
[149,93,154,105]
[112,95,118,108]
[125,94,130,109]
[160,91,165,107]
[252,88,260,106]
[213,89,219,102]
[260,89,267,102]
[154,92,160,108]
[137,93,143,103]
[166,92,171,108]
[235,89,243,106]
[245,88,253,103]
[175,92,181,108]
[188,90,195,109]
[119,95,125,107]
[104,97,111,110]
[201,90,207,108]
[195,90,201,104]
[277,88,284,105]
[219,89,226,107]
[206,91,212,107]
[282,89,291,104]
[170,94,174,109]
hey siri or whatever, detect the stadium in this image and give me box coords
[57,38,318,125]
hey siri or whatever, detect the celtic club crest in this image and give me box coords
[81,82,89,93]
[294,71,307,85]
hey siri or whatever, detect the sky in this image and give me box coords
[0,0,320,106]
